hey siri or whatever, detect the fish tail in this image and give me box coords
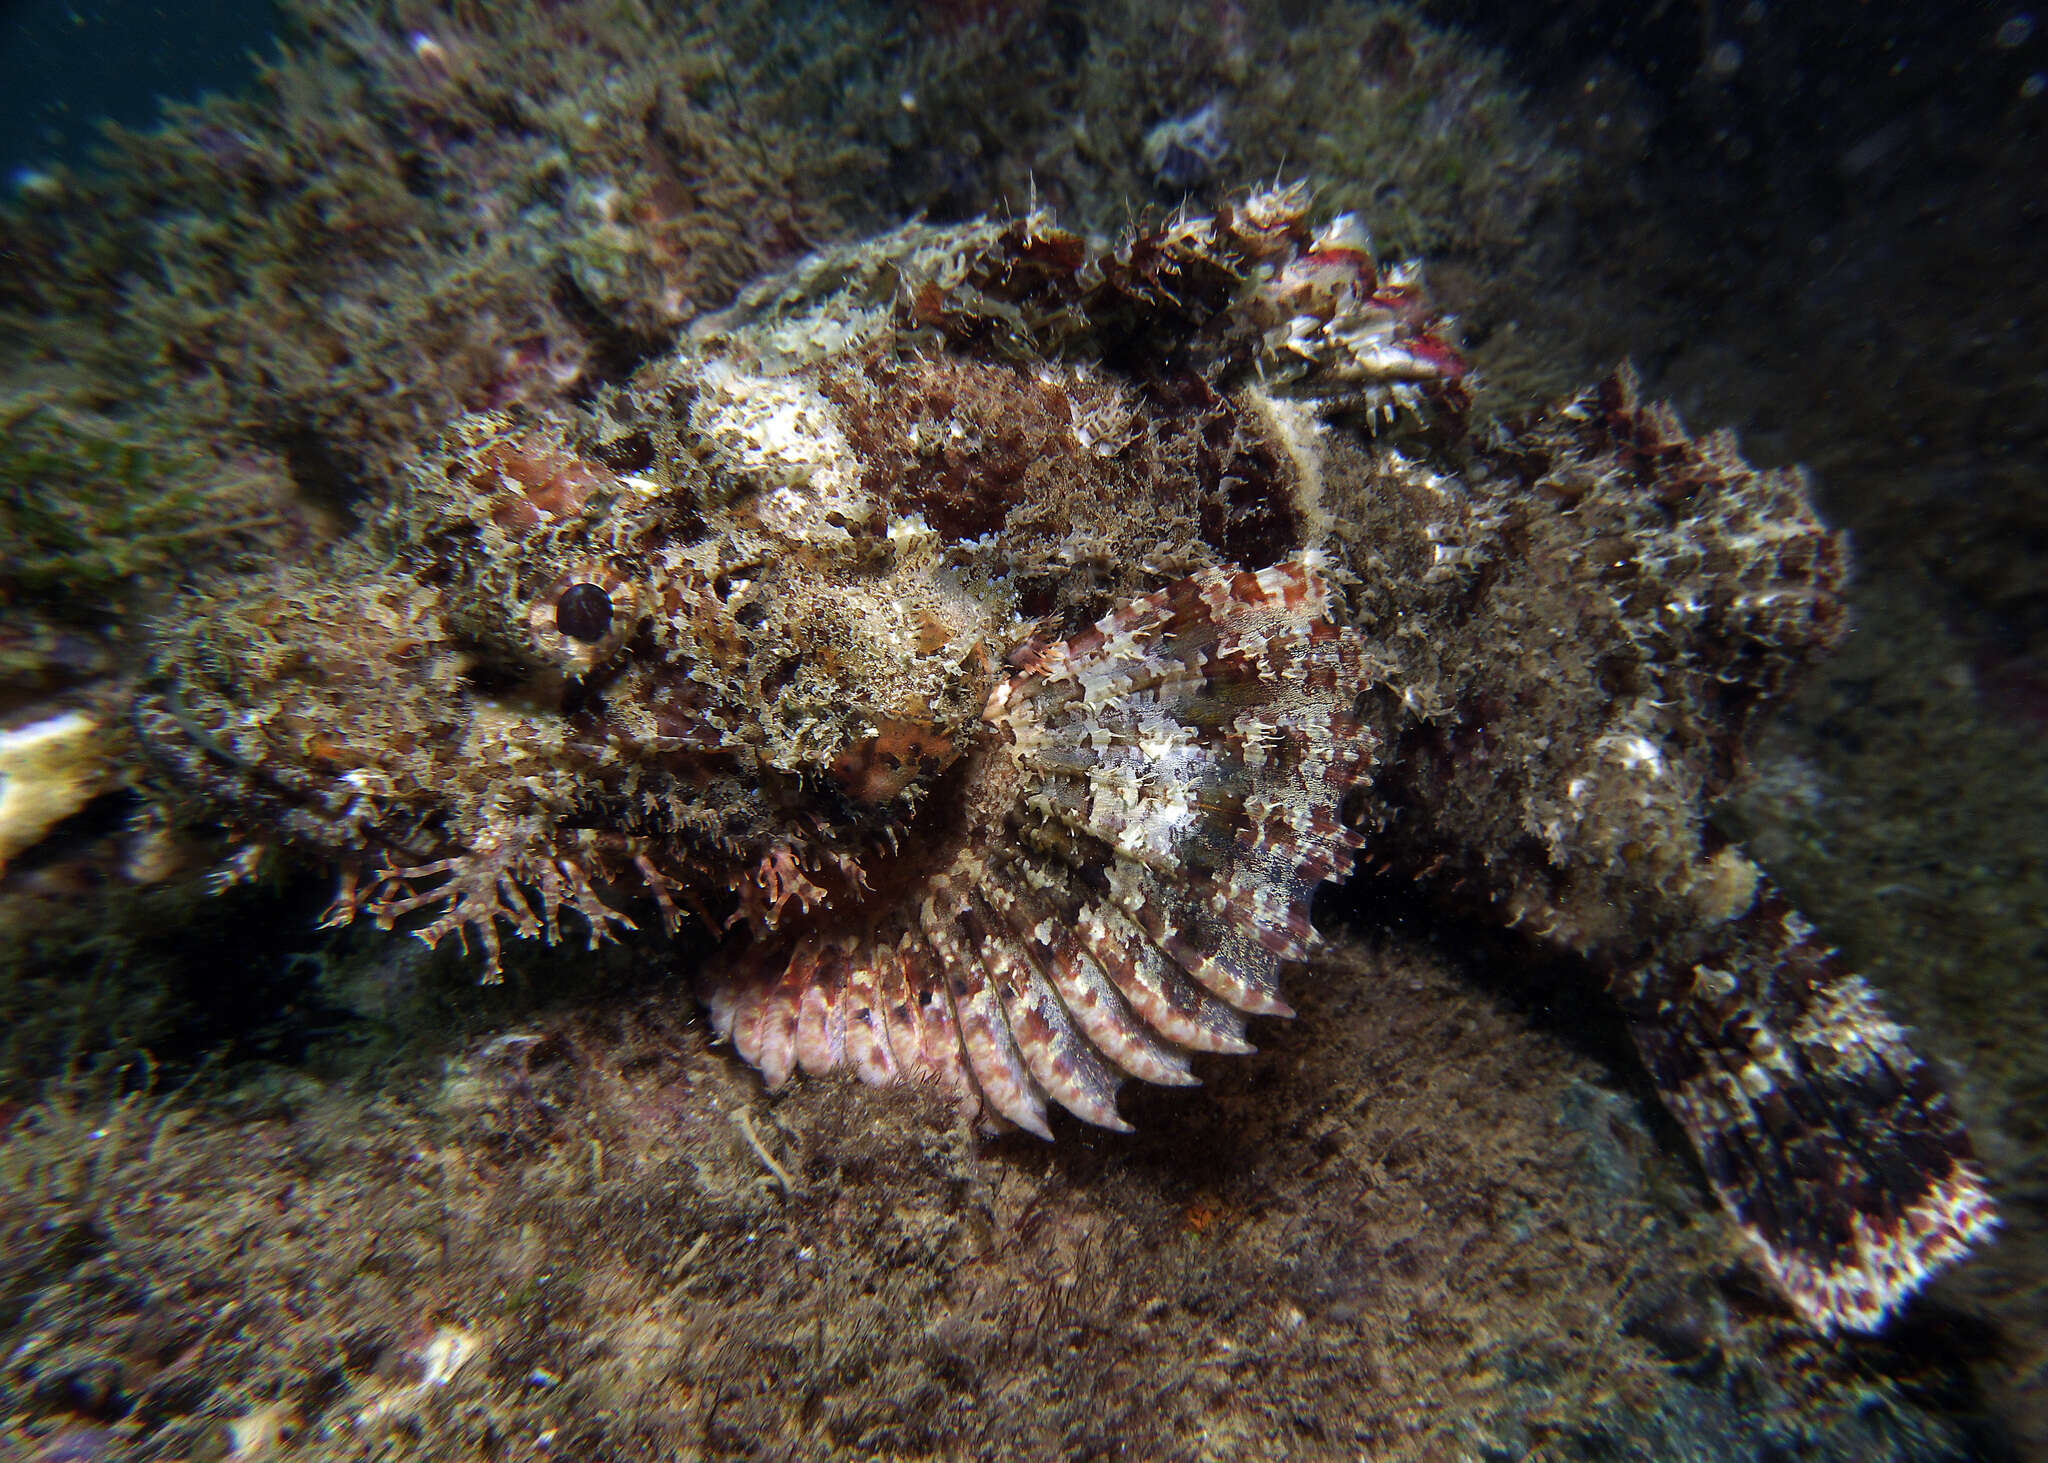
[1616,881,1997,1331]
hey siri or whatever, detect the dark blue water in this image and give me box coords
[0,0,279,183]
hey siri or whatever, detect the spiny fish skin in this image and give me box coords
[136,188,1994,1334]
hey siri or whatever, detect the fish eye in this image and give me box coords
[555,581,614,642]
[527,567,639,673]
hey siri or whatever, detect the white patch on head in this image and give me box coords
[691,360,877,543]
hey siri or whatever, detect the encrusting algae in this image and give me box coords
[133,185,1994,1336]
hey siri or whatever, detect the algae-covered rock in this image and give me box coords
[0,2,2035,1457]
[0,931,1996,1461]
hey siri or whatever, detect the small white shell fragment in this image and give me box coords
[0,710,110,872]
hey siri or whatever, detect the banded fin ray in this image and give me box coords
[703,552,1377,1134]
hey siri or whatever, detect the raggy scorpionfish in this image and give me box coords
[137,186,1995,1333]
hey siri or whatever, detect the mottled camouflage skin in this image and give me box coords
[137,189,1993,1332]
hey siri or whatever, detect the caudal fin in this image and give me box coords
[1619,885,1997,1331]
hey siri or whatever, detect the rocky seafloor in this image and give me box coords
[0,2,2043,1459]
[0,919,2012,1462]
